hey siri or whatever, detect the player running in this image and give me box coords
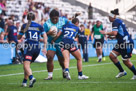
[51,18,89,80]
[18,12,47,87]
[43,9,68,80]
[100,9,136,80]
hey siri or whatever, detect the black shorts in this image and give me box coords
[113,42,134,60]
[24,45,40,62]
[93,37,104,48]
[60,38,78,52]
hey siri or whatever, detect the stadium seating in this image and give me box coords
[5,0,136,39]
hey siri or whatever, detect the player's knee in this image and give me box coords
[76,56,82,62]
[47,55,54,62]
[109,53,116,60]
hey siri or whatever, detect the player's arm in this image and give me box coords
[100,31,118,36]
[18,19,32,39]
[100,22,118,36]
[46,29,56,35]
[42,33,47,55]
[107,36,116,39]
[51,30,62,44]
[43,23,56,36]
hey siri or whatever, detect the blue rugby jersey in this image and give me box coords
[19,21,45,44]
[112,18,133,44]
[61,23,79,41]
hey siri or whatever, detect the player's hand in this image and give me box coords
[100,31,106,35]
[42,48,47,56]
[48,29,56,35]
[50,29,56,35]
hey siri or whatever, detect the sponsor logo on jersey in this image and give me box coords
[64,27,75,31]
[70,47,76,51]
[28,27,39,31]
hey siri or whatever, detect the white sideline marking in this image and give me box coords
[5,81,136,85]
[0,62,112,77]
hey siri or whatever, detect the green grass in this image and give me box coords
[0,55,136,91]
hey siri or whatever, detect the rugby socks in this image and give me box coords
[78,71,83,76]
[102,52,104,57]
[29,75,33,80]
[65,68,69,72]
[48,72,53,77]
[23,78,27,83]
[129,65,136,75]
[114,62,124,72]
[98,55,102,60]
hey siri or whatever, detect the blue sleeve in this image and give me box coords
[112,21,119,31]
[43,23,49,33]
[40,26,46,35]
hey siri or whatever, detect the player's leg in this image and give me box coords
[123,59,136,80]
[45,50,56,80]
[22,47,36,87]
[56,48,65,70]
[23,60,36,87]
[62,50,71,80]
[56,55,66,78]
[121,43,136,80]
[71,49,89,80]
[26,49,40,87]
[22,70,28,87]
[109,50,126,78]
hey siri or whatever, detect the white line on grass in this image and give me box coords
[0,62,112,77]
[5,81,136,85]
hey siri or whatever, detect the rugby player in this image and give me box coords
[100,9,136,80]
[51,18,89,80]
[43,9,67,80]
[18,12,47,87]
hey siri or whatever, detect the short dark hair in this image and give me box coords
[49,9,59,18]
[72,18,79,24]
